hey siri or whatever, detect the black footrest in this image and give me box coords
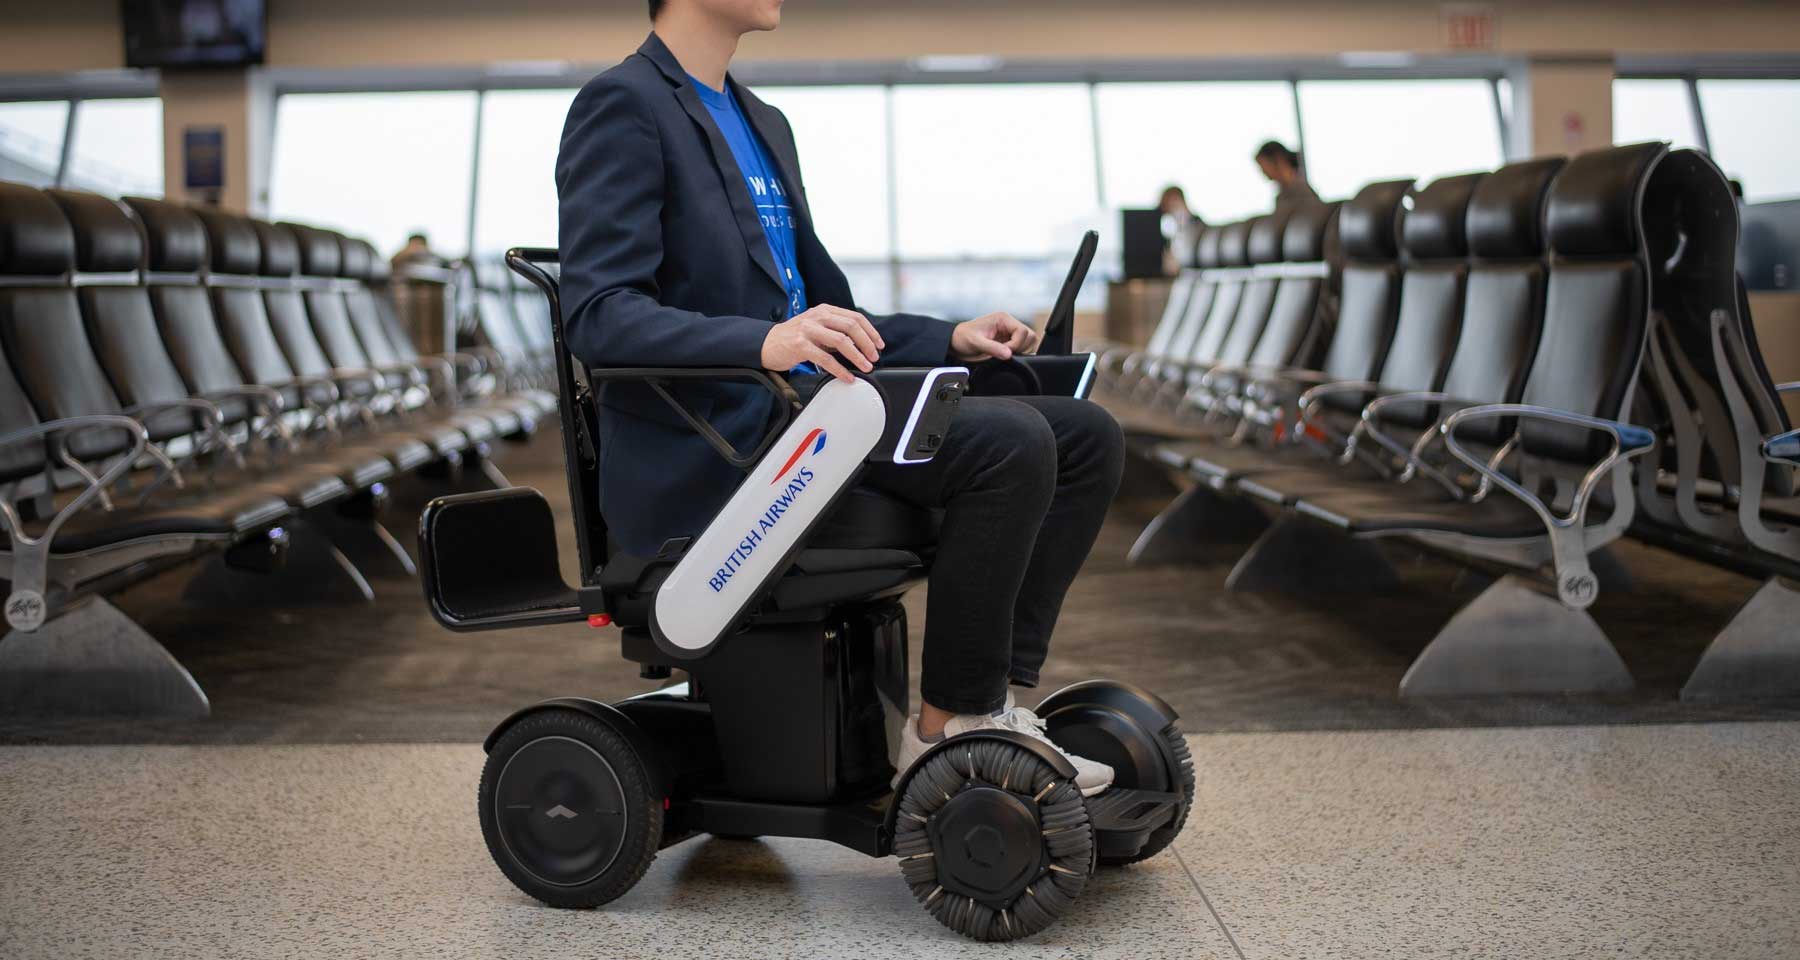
[1087,787,1179,836]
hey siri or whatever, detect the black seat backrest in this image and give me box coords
[211,219,307,391]
[1641,148,1795,500]
[124,196,265,425]
[48,189,215,441]
[1362,172,1484,426]
[1213,210,1292,368]
[336,232,408,367]
[1246,200,1340,372]
[166,203,276,403]
[1434,157,1566,445]
[0,181,61,480]
[1183,218,1254,370]
[0,185,134,461]
[1519,141,1667,463]
[358,238,421,356]
[1143,270,1200,362]
[259,223,340,378]
[1316,179,1411,410]
[282,222,373,371]
[1155,226,1224,371]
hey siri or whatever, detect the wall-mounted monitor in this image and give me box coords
[122,0,267,69]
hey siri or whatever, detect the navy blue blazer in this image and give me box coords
[557,33,953,556]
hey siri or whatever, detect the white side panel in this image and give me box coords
[652,377,887,654]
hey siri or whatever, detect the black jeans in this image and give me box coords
[861,395,1124,715]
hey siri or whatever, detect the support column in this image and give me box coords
[159,68,275,214]
[1503,55,1615,160]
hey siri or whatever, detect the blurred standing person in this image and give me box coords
[390,232,441,275]
[1255,141,1319,210]
[1158,185,1204,274]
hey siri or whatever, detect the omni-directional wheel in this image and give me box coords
[479,709,663,908]
[894,739,1094,942]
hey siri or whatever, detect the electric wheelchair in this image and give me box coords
[420,235,1194,942]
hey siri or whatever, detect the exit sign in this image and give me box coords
[1442,3,1498,50]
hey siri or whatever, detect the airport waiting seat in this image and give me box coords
[1606,148,1800,698]
[330,231,543,439]
[345,237,555,422]
[0,181,294,717]
[1222,143,1669,695]
[1150,182,1409,494]
[255,221,479,466]
[1233,162,1565,513]
[199,213,441,476]
[46,189,356,513]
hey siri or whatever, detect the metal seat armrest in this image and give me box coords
[199,385,293,452]
[1289,379,1381,453]
[1776,381,1800,394]
[1360,390,1475,490]
[121,397,245,474]
[0,415,150,629]
[1441,403,1657,608]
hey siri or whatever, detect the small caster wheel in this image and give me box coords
[479,708,662,908]
[894,739,1094,942]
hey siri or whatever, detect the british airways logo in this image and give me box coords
[772,429,827,485]
[708,430,828,593]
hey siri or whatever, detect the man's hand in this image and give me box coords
[951,312,1041,363]
[761,305,885,383]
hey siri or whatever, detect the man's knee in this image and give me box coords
[1043,397,1126,472]
[955,399,1058,498]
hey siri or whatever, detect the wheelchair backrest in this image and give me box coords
[505,247,609,582]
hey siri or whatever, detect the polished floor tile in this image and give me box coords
[6,725,1795,958]
[1178,722,1800,960]
[0,743,1235,960]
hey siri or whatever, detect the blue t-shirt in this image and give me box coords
[689,75,808,321]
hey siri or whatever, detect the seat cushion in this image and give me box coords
[809,486,939,549]
[243,466,351,510]
[13,486,292,554]
[1293,484,1546,539]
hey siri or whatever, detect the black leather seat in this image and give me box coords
[1168,180,1410,485]
[248,221,453,467]
[1283,143,1666,539]
[335,233,543,436]
[45,190,368,512]
[1227,172,1489,505]
[0,181,292,543]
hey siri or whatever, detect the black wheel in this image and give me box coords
[1038,686,1195,867]
[479,709,663,908]
[894,739,1093,942]
[1098,723,1193,866]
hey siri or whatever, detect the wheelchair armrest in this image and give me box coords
[587,366,801,470]
[964,353,1097,400]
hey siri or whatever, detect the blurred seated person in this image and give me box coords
[1159,185,1204,273]
[1255,141,1319,210]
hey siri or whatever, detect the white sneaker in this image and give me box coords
[894,694,1116,797]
